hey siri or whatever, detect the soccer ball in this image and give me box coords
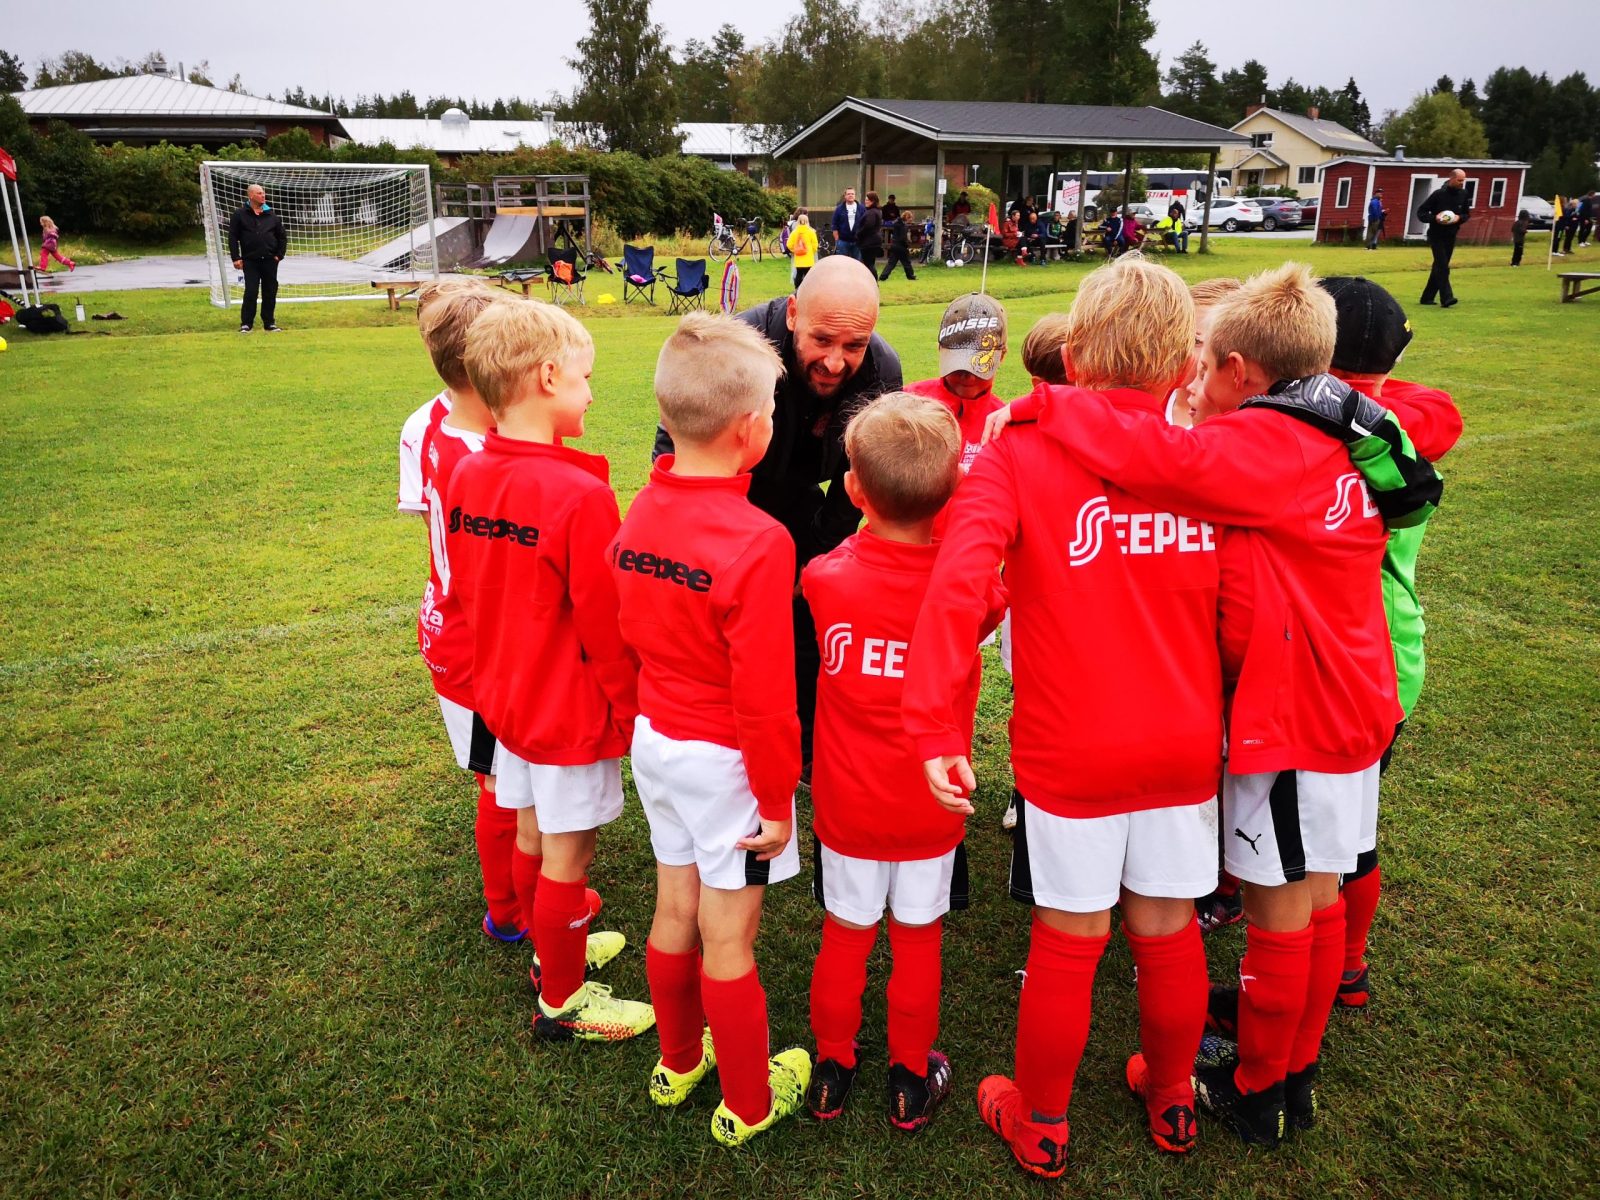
[1435,210,1458,225]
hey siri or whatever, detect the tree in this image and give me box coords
[186,61,214,87]
[676,24,747,122]
[34,51,121,88]
[0,49,27,92]
[1379,91,1489,158]
[1432,75,1455,95]
[1218,59,1270,123]
[881,0,993,103]
[1059,0,1159,105]
[1526,144,1563,198]
[569,0,681,157]
[1482,67,1554,160]
[1163,42,1227,127]
[752,0,885,144]
[1271,78,1316,116]
[1330,78,1372,138]
[1456,78,1480,120]
[1559,140,1599,196]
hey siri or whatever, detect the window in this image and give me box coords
[1250,132,1274,149]
[1463,178,1479,209]
[1336,177,1353,207]
[1298,166,1318,185]
[1490,177,1506,208]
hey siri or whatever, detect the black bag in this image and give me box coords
[17,303,69,334]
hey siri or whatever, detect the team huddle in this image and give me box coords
[395,251,1459,1177]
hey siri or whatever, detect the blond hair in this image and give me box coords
[844,392,961,523]
[654,312,783,444]
[417,280,510,390]
[1061,254,1193,392]
[1207,262,1336,382]
[39,215,57,231]
[1021,313,1072,384]
[1189,277,1243,308]
[463,299,593,413]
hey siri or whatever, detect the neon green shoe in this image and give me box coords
[534,981,655,1043]
[710,1048,812,1146]
[529,931,628,991]
[650,1029,717,1107]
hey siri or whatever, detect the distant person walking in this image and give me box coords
[1366,189,1386,249]
[831,188,862,261]
[228,183,286,332]
[1511,209,1529,266]
[878,208,917,281]
[1418,169,1470,308]
[857,191,885,276]
[1579,191,1595,247]
[36,216,75,272]
[787,212,819,289]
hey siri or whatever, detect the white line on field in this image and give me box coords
[1456,418,1600,447]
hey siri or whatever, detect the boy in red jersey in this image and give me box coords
[612,313,811,1146]
[905,293,1008,475]
[904,256,1224,1178]
[447,300,653,1043]
[802,393,1004,1130]
[1030,262,1409,1148]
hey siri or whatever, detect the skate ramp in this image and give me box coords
[474,215,543,267]
[356,216,473,272]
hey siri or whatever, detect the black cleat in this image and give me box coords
[1205,983,1240,1039]
[1335,964,1371,1011]
[888,1050,952,1132]
[1194,1034,1285,1149]
[806,1053,859,1120]
[1196,886,1243,933]
[1285,1061,1319,1132]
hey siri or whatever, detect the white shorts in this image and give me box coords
[1009,792,1220,912]
[1223,764,1380,885]
[493,749,624,835]
[813,843,968,926]
[999,610,1013,674]
[631,715,799,891]
[436,694,501,775]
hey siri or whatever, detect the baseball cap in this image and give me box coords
[937,293,1008,381]
[1319,276,1413,375]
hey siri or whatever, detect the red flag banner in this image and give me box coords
[0,147,15,182]
[986,201,999,231]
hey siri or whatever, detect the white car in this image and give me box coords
[1186,198,1266,232]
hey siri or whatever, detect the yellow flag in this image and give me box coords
[1554,195,1565,221]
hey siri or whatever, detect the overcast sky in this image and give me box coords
[10,1,1598,120]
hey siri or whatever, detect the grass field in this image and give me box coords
[2,242,1597,1199]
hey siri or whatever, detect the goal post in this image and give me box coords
[200,161,438,307]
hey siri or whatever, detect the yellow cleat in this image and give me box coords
[529,931,628,991]
[710,1048,811,1146]
[650,1029,717,1107]
[534,981,655,1043]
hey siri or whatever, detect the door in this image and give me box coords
[1406,176,1438,238]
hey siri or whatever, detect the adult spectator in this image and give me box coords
[1166,200,1190,253]
[652,256,903,762]
[831,188,863,261]
[1559,194,1583,255]
[1418,169,1470,308]
[881,194,901,223]
[857,192,885,276]
[1367,189,1386,250]
[950,191,973,225]
[1579,191,1595,247]
[227,183,286,333]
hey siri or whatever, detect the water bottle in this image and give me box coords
[75,302,86,323]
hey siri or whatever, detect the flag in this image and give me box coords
[987,202,999,232]
[0,146,15,182]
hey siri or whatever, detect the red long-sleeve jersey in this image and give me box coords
[803,530,1004,860]
[905,378,1006,473]
[1035,386,1401,775]
[416,415,485,708]
[1377,378,1463,461]
[904,387,1223,819]
[445,433,638,765]
[610,459,800,821]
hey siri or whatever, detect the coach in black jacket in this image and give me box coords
[653,256,903,757]
[1417,170,1470,308]
[227,183,287,331]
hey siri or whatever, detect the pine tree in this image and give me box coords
[1218,60,1270,122]
[569,0,681,156]
[0,50,29,92]
[1162,42,1226,126]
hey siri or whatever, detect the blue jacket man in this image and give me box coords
[1366,190,1386,249]
[831,188,862,260]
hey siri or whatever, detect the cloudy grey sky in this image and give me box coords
[9,0,1598,119]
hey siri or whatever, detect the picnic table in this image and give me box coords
[372,279,425,311]
[1558,273,1600,303]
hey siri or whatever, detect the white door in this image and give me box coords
[1406,176,1438,238]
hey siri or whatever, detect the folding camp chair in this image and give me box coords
[665,258,709,315]
[622,244,660,305]
[545,247,585,305]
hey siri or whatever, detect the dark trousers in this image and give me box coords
[1366,220,1383,248]
[1580,218,1593,244]
[1511,235,1525,266]
[241,257,279,327]
[860,247,881,275]
[1420,238,1456,304]
[879,246,916,280]
[1561,223,1577,254]
[793,592,819,761]
[792,265,809,290]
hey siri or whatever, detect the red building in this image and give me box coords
[1315,156,1530,244]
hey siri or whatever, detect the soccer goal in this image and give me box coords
[200,161,440,307]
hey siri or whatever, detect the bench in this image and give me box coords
[372,279,426,311]
[494,268,546,298]
[1559,273,1600,303]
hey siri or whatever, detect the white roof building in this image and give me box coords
[13,74,346,144]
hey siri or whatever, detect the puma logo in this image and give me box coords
[1234,828,1263,855]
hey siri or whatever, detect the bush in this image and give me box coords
[98,142,204,241]
[26,121,103,234]
[1240,184,1302,199]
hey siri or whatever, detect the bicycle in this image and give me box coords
[768,218,795,259]
[708,215,764,263]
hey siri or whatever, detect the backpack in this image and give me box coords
[17,303,69,334]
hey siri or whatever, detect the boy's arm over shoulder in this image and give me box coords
[397,403,433,513]
[719,524,802,820]
[1381,379,1463,462]
[566,484,640,738]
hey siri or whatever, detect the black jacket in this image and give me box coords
[228,204,287,260]
[857,206,884,252]
[652,296,904,566]
[887,215,910,250]
[1417,185,1469,244]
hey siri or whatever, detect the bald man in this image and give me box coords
[1417,169,1470,308]
[653,256,904,762]
[228,183,286,332]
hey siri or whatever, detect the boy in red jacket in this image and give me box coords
[448,301,653,1043]
[612,313,811,1147]
[904,256,1224,1178]
[802,393,1004,1131]
[905,293,1008,474]
[1032,262,1405,1148]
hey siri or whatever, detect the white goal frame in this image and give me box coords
[200,161,438,307]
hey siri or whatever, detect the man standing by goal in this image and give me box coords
[229,183,286,332]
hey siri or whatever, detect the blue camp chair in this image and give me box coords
[665,258,709,315]
[622,244,660,305]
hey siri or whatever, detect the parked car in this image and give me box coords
[1522,196,1554,229]
[1240,196,1304,231]
[1186,198,1265,231]
[1298,196,1318,227]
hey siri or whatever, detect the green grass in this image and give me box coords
[1,241,1597,1198]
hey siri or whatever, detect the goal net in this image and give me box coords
[200,161,439,306]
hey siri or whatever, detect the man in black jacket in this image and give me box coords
[1417,170,1470,308]
[227,184,287,331]
[653,256,903,759]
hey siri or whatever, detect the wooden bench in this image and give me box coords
[1559,273,1600,303]
[493,268,546,298]
[372,279,426,311]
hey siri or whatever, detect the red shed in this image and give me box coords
[1314,156,1530,245]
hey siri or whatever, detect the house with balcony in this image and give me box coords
[1227,105,1385,199]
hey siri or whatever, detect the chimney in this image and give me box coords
[1307,105,1320,121]
[1394,145,1406,161]
[1245,101,1267,117]
[542,109,556,145]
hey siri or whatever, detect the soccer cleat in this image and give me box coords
[976,1075,1069,1180]
[650,1029,717,1107]
[1001,796,1018,831]
[482,912,528,943]
[1205,983,1240,1039]
[710,1047,811,1146]
[1334,965,1370,1011]
[1285,1061,1318,1132]
[1193,1034,1285,1149]
[1125,1053,1198,1154]
[264,323,281,332]
[1196,886,1243,933]
[533,981,655,1042]
[888,1050,952,1132]
[239,325,251,333]
[528,930,628,992]
[806,1052,860,1120]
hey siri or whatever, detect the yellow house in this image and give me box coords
[1227,106,1386,199]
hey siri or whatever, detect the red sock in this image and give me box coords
[887,918,942,1074]
[1289,897,1347,1074]
[810,917,876,1068]
[533,874,591,1009]
[702,965,771,1126]
[474,781,519,928]
[1233,922,1313,1094]
[1341,864,1381,973]
[511,847,542,944]
[1125,918,1207,1099]
[646,942,705,1073]
[1014,917,1108,1119]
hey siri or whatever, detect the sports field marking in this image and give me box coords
[1456,417,1600,447]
